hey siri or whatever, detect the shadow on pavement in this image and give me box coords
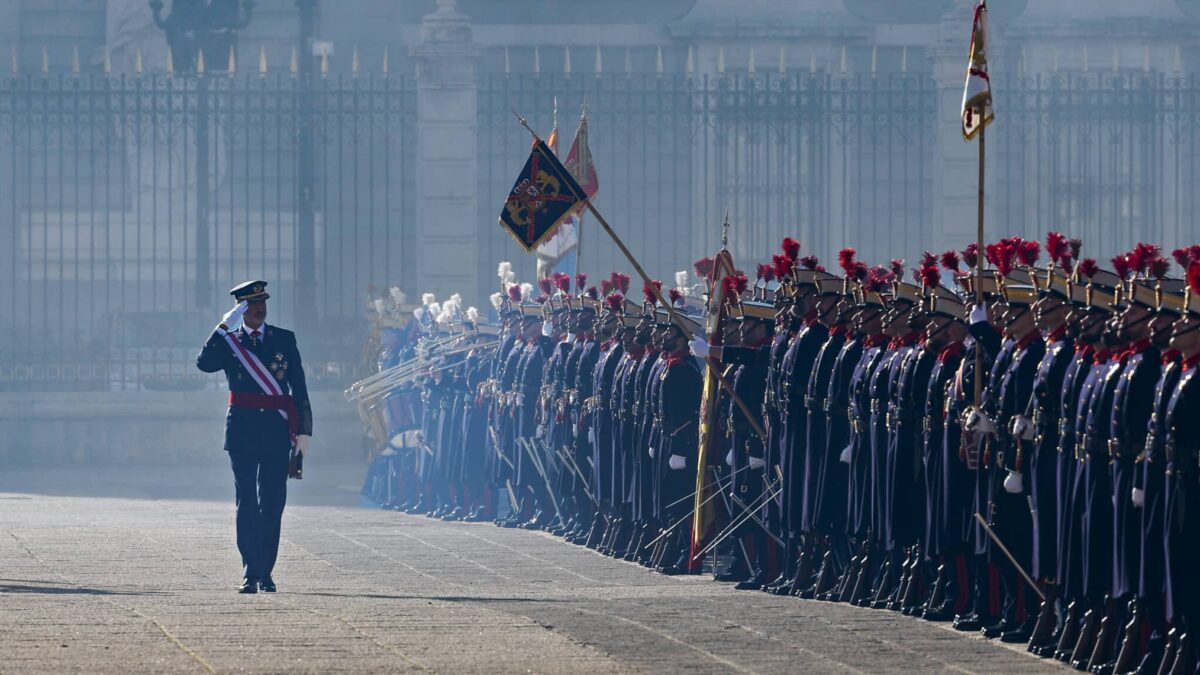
[0,582,166,596]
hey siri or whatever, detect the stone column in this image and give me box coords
[409,0,481,306]
[929,4,980,257]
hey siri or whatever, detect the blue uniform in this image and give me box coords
[197,324,312,582]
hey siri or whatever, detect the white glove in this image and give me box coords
[969,303,989,326]
[1010,415,1036,441]
[220,301,249,330]
[725,449,735,467]
[964,406,995,434]
[748,456,765,470]
[689,337,711,359]
[648,446,655,459]
[1132,487,1145,507]
[297,435,311,456]
[839,443,853,465]
[669,454,687,470]
[542,319,555,337]
[1003,469,1023,494]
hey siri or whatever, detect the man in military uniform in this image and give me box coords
[197,280,312,594]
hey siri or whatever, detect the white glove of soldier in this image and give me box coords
[725,449,735,467]
[220,301,249,331]
[542,319,555,337]
[648,446,655,459]
[748,456,766,470]
[669,454,687,470]
[964,406,995,434]
[689,337,711,359]
[969,303,989,326]
[1132,487,1145,507]
[839,443,853,465]
[1003,469,1023,494]
[1010,415,1036,441]
[297,435,311,456]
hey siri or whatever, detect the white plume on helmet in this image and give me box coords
[389,287,406,305]
[466,306,479,323]
[489,292,503,310]
[674,271,690,297]
[520,283,534,301]
[421,293,437,307]
[498,261,512,281]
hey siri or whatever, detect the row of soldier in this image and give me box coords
[360,234,1200,675]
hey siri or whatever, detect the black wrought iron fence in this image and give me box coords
[0,72,416,391]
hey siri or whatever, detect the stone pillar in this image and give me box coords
[409,0,481,306]
[929,4,980,256]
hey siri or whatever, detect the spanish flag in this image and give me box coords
[961,1,994,142]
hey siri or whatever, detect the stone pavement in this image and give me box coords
[0,459,1065,674]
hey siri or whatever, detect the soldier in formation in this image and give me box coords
[359,235,1200,674]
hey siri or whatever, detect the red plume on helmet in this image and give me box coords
[585,286,599,300]
[1112,254,1132,280]
[735,274,750,296]
[800,255,819,271]
[1079,258,1099,280]
[1017,240,1040,267]
[643,280,663,303]
[1173,248,1193,269]
[507,285,522,302]
[600,279,614,296]
[575,273,587,292]
[553,272,571,295]
[940,250,962,273]
[606,294,624,312]
[853,261,869,282]
[962,243,979,269]
[838,248,857,276]
[1046,232,1068,265]
[890,259,905,277]
[693,256,715,281]
[1149,257,1171,280]
[919,251,937,269]
[863,266,891,293]
[772,254,793,279]
[1131,243,1161,275]
[538,278,553,296]
[781,237,801,260]
[615,272,631,295]
[757,263,771,281]
[1069,238,1083,260]
[920,264,941,289]
[1189,261,1200,297]
[668,288,683,305]
[721,275,739,302]
[910,268,923,285]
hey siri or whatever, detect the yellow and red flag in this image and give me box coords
[961,1,994,141]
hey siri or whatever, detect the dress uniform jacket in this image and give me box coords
[1056,342,1096,600]
[847,334,888,540]
[780,319,829,540]
[722,342,771,513]
[888,339,935,553]
[802,327,848,535]
[197,325,313,453]
[923,341,964,559]
[654,351,703,520]
[1162,355,1200,623]
[1108,339,1160,599]
[813,333,863,536]
[1138,351,1180,603]
[1023,328,1073,580]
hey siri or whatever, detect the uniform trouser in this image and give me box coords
[230,446,289,580]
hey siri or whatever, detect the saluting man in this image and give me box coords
[197,281,313,594]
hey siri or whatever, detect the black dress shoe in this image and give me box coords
[953,614,983,632]
[259,577,277,593]
[239,578,258,594]
[1000,623,1034,643]
[982,620,1015,639]
[735,576,766,591]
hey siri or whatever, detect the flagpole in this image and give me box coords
[973,126,985,408]
[512,110,766,440]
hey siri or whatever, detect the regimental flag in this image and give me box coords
[690,248,736,571]
[961,0,994,141]
[536,111,599,274]
[499,139,587,253]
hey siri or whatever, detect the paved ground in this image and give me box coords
[0,458,1066,674]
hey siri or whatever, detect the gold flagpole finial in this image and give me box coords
[721,206,731,249]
